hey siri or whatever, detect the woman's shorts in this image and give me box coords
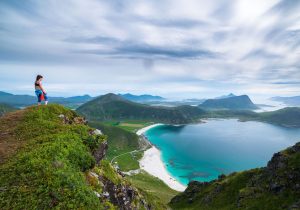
[35,90,48,102]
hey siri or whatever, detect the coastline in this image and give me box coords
[136,123,163,135]
[136,124,187,192]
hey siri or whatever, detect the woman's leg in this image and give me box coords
[44,94,48,105]
[35,90,42,105]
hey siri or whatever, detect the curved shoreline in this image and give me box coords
[136,124,186,192]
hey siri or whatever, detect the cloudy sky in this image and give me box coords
[0,0,300,101]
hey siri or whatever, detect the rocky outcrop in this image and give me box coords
[58,114,88,125]
[86,165,152,210]
[92,140,108,164]
[99,177,151,210]
[85,128,151,209]
[265,142,300,193]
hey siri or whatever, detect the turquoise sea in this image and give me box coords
[145,119,300,186]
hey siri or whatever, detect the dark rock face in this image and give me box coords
[265,143,300,193]
[98,176,152,210]
[92,140,108,164]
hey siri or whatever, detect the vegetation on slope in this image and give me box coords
[89,121,179,208]
[0,105,104,209]
[258,107,300,128]
[0,103,17,117]
[0,105,164,209]
[170,142,300,210]
[127,170,178,206]
[77,93,206,124]
[88,121,146,171]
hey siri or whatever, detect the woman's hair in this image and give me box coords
[36,75,43,81]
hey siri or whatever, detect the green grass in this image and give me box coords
[95,160,123,185]
[88,121,145,171]
[103,120,152,132]
[113,151,144,171]
[0,105,107,209]
[127,170,179,207]
[0,103,17,117]
[0,104,175,210]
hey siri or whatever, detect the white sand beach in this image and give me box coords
[136,123,163,135]
[136,124,187,192]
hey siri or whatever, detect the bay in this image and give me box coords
[145,119,300,185]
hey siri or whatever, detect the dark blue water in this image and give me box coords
[145,119,300,185]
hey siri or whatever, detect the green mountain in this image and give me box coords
[204,107,300,128]
[77,93,206,124]
[0,105,166,209]
[170,142,300,210]
[199,95,258,110]
[0,103,17,117]
[259,107,300,127]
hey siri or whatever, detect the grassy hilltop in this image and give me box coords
[0,105,170,209]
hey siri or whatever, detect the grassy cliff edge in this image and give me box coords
[0,105,167,209]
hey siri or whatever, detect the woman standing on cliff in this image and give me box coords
[34,75,48,105]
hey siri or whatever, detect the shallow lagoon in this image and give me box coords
[145,119,300,185]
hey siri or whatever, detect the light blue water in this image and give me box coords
[145,119,300,186]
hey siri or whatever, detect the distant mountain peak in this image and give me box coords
[118,93,165,102]
[215,93,236,99]
[0,91,14,96]
[200,94,258,110]
[99,93,126,102]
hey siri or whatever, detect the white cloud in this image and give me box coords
[0,0,299,100]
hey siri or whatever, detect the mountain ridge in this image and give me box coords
[199,95,258,110]
[77,93,206,124]
[0,91,93,107]
[119,93,165,102]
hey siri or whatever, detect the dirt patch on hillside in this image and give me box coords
[0,110,26,164]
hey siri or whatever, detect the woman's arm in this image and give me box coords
[38,82,46,94]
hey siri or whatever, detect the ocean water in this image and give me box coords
[145,119,300,186]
